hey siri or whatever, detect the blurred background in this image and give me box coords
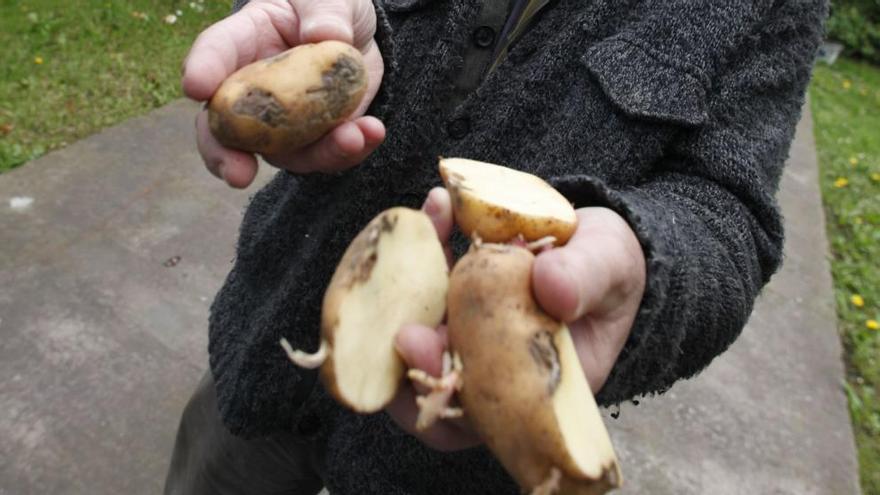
[0,0,878,493]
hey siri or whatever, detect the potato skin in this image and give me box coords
[447,244,618,494]
[208,41,367,155]
[444,184,576,244]
[438,159,578,245]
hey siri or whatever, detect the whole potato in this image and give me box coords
[208,41,368,155]
[447,243,621,495]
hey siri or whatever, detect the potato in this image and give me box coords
[447,243,621,495]
[208,40,367,155]
[283,208,449,413]
[439,158,578,245]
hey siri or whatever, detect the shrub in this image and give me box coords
[827,0,880,64]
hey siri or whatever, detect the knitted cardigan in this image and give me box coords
[216,0,826,492]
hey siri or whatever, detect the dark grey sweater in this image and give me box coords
[215,0,826,492]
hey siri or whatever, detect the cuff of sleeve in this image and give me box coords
[550,174,685,406]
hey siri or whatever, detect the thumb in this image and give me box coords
[532,208,643,322]
[293,0,376,48]
[395,324,447,383]
[532,238,611,323]
[421,188,454,247]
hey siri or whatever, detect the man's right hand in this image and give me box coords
[182,0,386,188]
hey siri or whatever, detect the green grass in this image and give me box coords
[811,57,880,494]
[0,0,229,171]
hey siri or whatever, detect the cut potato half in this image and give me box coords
[447,243,621,494]
[301,208,449,413]
[439,158,578,245]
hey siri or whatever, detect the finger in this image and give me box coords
[435,325,449,349]
[182,5,298,101]
[568,318,624,394]
[422,188,454,244]
[292,0,377,48]
[352,38,385,117]
[264,117,385,173]
[421,188,454,268]
[196,110,259,188]
[385,384,481,452]
[395,324,445,378]
[532,210,615,322]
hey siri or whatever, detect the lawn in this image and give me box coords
[0,0,229,171]
[810,57,880,494]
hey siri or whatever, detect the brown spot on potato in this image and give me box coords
[529,331,561,394]
[306,54,366,119]
[344,212,400,287]
[232,89,289,128]
[346,241,378,286]
[449,188,464,209]
[379,212,399,234]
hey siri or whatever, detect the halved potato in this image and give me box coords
[439,158,578,245]
[209,40,367,155]
[285,208,449,413]
[447,243,621,494]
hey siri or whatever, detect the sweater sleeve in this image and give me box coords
[552,1,826,406]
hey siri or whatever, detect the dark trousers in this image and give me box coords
[164,372,326,495]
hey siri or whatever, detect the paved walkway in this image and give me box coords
[0,99,861,494]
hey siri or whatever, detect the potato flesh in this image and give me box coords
[208,41,367,155]
[322,208,448,413]
[447,244,620,493]
[439,158,578,244]
[553,326,621,486]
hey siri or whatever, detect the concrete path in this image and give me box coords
[608,105,861,494]
[0,100,861,494]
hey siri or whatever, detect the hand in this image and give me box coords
[386,188,482,452]
[387,193,646,452]
[532,207,646,393]
[182,0,386,188]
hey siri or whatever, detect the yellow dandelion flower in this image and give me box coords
[872,173,880,182]
[34,56,43,65]
[867,320,880,331]
[849,156,859,166]
[852,295,865,307]
[843,79,852,90]
[834,177,849,188]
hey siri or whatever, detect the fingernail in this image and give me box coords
[423,195,440,216]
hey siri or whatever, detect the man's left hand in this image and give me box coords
[387,189,646,451]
